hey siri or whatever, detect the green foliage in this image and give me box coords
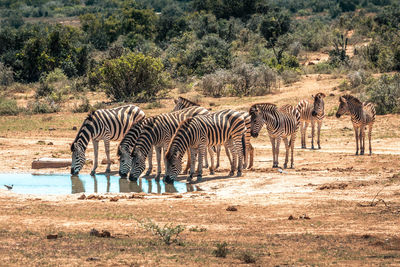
[44,68,67,83]
[213,242,229,258]
[239,251,257,264]
[367,74,400,115]
[260,10,291,48]
[99,52,166,102]
[0,62,14,86]
[72,97,92,113]
[139,219,185,245]
[0,97,21,115]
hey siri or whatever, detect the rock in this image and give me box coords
[72,126,77,130]
[299,214,311,220]
[86,257,100,261]
[90,228,99,236]
[48,128,56,131]
[109,196,119,202]
[47,142,54,145]
[226,206,238,211]
[174,194,183,198]
[90,228,112,238]
[288,215,295,220]
[46,234,58,239]
[32,158,72,169]
[78,194,86,200]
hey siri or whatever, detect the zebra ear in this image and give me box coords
[174,99,178,104]
[339,96,347,103]
[320,93,326,98]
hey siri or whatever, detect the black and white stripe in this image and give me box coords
[117,118,154,178]
[164,109,247,183]
[71,105,145,175]
[296,93,325,149]
[249,103,300,169]
[336,94,375,155]
[129,106,209,181]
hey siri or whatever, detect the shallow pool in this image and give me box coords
[0,173,196,195]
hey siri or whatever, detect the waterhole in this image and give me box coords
[0,173,196,195]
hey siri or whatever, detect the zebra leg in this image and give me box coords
[155,146,162,181]
[283,137,289,169]
[317,121,322,149]
[183,150,190,175]
[145,146,153,176]
[234,137,243,177]
[360,126,365,155]
[303,122,309,149]
[368,125,372,155]
[215,145,221,170]
[290,133,296,168]
[224,142,233,168]
[229,141,237,176]
[208,147,215,175]
[104,139,112,173]
[188,149,197,182]
[300,122,304,148]
[197,145,206,182]
[354,127,359,155]
[269,136,277,168]
[275,136,281,168]
[248,143,254,169]
[204,146,209,169]
[91,140,99,176]
[311,120,315,149]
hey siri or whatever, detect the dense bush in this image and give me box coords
[367,74,400,115]
[0,97,21,115]
[99,52,166,102]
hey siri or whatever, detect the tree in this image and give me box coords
[99,52,166,102]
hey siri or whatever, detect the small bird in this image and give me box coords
[4,184,13,190]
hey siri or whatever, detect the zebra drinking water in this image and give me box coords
[129,106,209,181]
[71,105,145,175]
[249,103,300,169]
[335,95,375,155]
[164,109,247,183]
[296,93,326,149]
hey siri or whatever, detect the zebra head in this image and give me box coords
[249,105,263,138]
[129,150,147,181]
[336,96,349,118]
[164,148,184,184]
[311,93,325,117]
[71,143,85,175]
[118,145,132,179]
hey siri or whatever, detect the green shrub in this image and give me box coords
[100,52,166,102]
[44,68,67,83]
[281,69,300,84]
[367,74,400,115]
[0,62,14,86]
[145,101,164,109]
[0,97,21,115]
[72,97,92,113]
[36,81,55,99]
[27,99,60,114]
[239,251,257,263]
[213,242,228,258]
[138,219,185,245]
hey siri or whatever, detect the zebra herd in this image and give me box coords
[71,94,376,183]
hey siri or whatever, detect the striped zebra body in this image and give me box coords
[117,118,154,178]
[129,106,209,181]
[336,95,375,155]
[71,105,145,175]
[173,96,254,170]
[164,109,247,183]
[296,93,325,149]
[249,103,300,169]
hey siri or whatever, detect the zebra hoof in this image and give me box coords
[164,176,174,184]
[196,175,202,182]
[105,168,111,173]
[128,175,138,182]
[237,172,242,177]
[209,170,215,175]
[228,171,234,176]
[283,163,288,169]
[90,170,96,176]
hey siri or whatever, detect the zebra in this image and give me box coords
[173,96,254,170]
[117,118,154,179]
[296,93,326,149]
[129,106,209,181]
[71,105,145,176]
[164,109,247,184]
[249,103,300,169]
[335,95,375,155]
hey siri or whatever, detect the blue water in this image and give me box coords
[0,173,196,195]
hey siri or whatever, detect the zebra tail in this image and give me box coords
[242,134,247,161]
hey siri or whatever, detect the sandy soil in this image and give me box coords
[0,74,399,266]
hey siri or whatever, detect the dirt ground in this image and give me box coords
[0,74,399,266]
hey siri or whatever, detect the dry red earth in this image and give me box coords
[0,74,399,266]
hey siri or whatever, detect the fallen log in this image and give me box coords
[32,158,72,169]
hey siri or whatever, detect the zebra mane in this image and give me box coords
[342,94,362,106]
[177,96,200,106]
[166,117,194,158]
[71,111,96,151]
[249,103,277,115]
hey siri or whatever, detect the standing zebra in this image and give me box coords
[129,106,209,181]
[296,93,326,149]
[335,95,375,155]
[164,109,247,183]
[117,118,154,178]
[71,105,145,175]
[249,103,300,169]
[173,96,254,170]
